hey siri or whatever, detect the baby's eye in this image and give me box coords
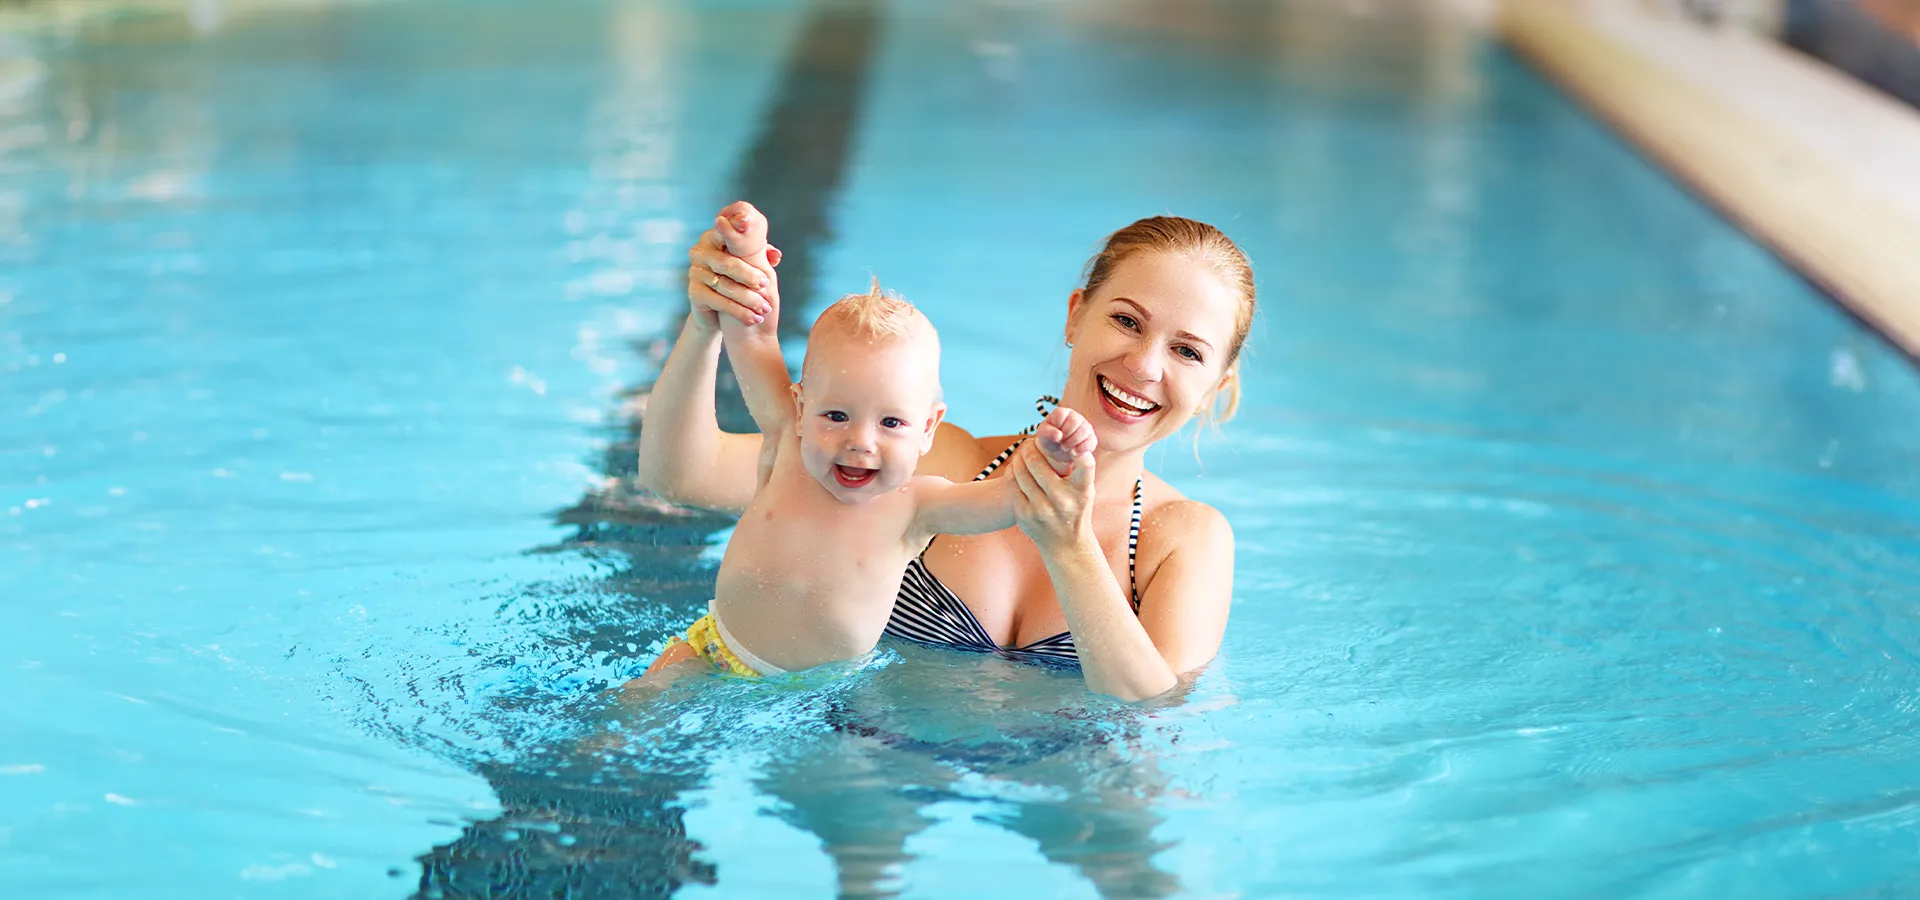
[1175,345,1203,362]
[1111,313,1138,330]
[881,417,906,429]
[824,411,849,423]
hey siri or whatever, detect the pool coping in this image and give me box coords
[1500,0,1920,360]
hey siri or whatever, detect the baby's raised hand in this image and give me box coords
[690,201,779,329]
[1033,406,1097,475]
[707,202,781,337]
[715,202,774,264]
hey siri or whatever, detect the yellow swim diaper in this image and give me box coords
[663,601,785,677]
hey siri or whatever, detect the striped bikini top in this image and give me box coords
[883,432,1145,668]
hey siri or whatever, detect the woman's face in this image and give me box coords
[1062,251,1241,455]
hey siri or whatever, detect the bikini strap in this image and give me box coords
[972,438,1024,482]
[1017,395,1060,436]
[985,396,1148,611]
[1128,476,1143,611]
[972,395,1060,481]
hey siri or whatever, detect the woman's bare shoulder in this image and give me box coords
[1137,473,1232,556]
[921,421,1023,482]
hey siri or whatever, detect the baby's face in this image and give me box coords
[793,334,943,505]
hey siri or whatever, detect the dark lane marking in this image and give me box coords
[732,0,887,345]
[416,2,886,898]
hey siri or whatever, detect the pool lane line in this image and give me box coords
[558,0,887,532]
[420,2,894,897]
[1501,0,1920,364]
[726,0,887,347]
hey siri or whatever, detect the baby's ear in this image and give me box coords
[921,403,947,453]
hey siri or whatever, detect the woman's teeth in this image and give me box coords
[1099,376,1160,415]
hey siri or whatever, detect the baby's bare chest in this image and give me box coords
[720,477,916,600]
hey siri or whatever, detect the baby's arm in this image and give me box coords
[712,211,795,435]
[908,408,1096,542]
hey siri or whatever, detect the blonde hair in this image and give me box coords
[811,277,930,341]
[1080,216,1256,424]
[802,279,941,392]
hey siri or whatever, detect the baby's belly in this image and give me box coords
[711,553,907,672]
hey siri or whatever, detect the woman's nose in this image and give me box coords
[1124,343,1163,383]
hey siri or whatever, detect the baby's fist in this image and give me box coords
[716,201,770,260]
[1034,406,1097,474]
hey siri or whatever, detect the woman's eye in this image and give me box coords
[1112,313,1138,329]
[1175,346,1203,362]
[881,417,905,429]
[825,411,849,422]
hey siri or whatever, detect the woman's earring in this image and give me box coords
[1065,341,1074,349]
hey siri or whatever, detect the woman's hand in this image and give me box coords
[1010,440,1097,555]
[686,201,782,329]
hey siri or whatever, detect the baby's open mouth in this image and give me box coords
[833,465,878,488]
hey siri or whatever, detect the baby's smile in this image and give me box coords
[832,464,880,489]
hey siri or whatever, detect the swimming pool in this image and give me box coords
[5,0,1919,896]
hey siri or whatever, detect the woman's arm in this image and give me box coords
[1033,548,1180,700]
[633,312,764,514]
[634,204,787,512]
[1010,452,1229,701]
[1131,501,1234,675]
[909,409,1092,543]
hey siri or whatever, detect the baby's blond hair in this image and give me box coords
[810,278,931,341]
[800,279,942,401]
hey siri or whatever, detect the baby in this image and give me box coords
[633,218,1093,681]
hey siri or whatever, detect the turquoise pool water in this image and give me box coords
[4,1,1919,897]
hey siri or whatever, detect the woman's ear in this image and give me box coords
[1065,288,1088,346]
[1200,364,1238,421]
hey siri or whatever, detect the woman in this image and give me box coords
[644,201,1253,701]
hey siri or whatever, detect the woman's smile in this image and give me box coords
[1096,374,1161,422]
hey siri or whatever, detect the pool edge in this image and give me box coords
[1499,0,1920,361]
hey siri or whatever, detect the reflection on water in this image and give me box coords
[417,642,1190,899]
[6,0,1920,896]
[414,0,1191,893]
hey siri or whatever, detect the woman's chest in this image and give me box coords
[921,521,1132,648]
